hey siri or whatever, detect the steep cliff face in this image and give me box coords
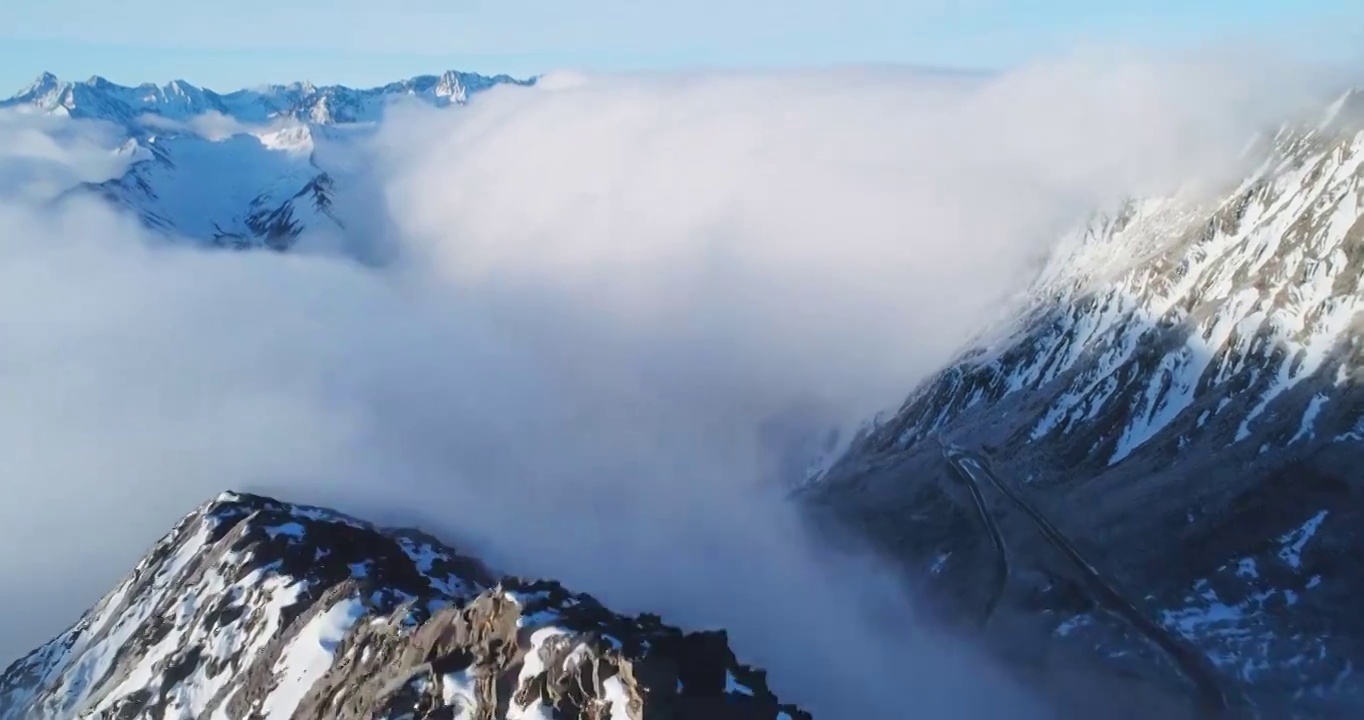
[0,493,808,720]
[810,93,1364,716]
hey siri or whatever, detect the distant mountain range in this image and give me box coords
[3,71,535,251]
[4,71,535,125]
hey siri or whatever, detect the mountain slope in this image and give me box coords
[808,92,1364,716]
[0,493,809,720]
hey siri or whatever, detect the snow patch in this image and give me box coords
[261,596,366,719]
[1278,510,1329,569]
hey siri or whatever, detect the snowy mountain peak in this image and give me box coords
[0,492,810,720]
[20,71,61,96]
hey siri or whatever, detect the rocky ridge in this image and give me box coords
[0,493,808,720]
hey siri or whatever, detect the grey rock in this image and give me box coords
[0,493,809,720]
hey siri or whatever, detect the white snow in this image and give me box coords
[725,671,754,696]
[0,71,528,249]
[27,524,212,718]
[506,627,581,719]
[601,676,635,720]
[889,120,1364,472]
[1158,523,1337,686]
[499,588,567,631]
[1054,614,1091,637]
[441,669,480,719]
[1278,510,1329,569]
[261,596,366,720]
[395,536,481,598]
[1290,394,1330,444]
[519,627,571,680]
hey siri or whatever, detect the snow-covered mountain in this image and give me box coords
[808,90,1364,717]
[4,71,532,126]
[0,492,808,720]
[2,71,533,251]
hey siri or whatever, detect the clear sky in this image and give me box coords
[2,0,1362,92]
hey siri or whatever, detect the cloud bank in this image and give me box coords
[135,109,284,141]
[0,51,1334,716]
[0,108,139,201]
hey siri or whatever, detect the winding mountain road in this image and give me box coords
[941,443,1010,627]
[941,444,1231,717]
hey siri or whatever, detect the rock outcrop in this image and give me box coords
[0,493,808,720]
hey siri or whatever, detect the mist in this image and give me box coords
[0,109,140,201]
[0,50,1335,717]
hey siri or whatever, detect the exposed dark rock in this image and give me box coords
[0,493,809,720]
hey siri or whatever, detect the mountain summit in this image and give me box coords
[0,493,809,720]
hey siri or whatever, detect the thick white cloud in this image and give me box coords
[375,55,1313,426]
[136,109,284,141]
[0,53,1334,715]
[0,109,137,200]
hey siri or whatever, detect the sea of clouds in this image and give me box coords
[0,48,1340,716]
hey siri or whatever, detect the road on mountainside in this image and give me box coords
[941,445,1232,717]
[940,443,1010,627]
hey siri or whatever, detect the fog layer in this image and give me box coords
[0,53,1329,716]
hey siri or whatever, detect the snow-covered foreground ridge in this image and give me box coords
[2,71,534,250]
[0,492,809,720]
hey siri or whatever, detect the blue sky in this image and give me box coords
[2,0,1361,92]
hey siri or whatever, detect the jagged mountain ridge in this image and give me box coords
[0,492,809,720]
[809,91,1364,715]
[4,71,534,126]
[3,70,535,251]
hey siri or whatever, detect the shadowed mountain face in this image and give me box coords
[806,92,1364,717]
[0,493,809,720]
